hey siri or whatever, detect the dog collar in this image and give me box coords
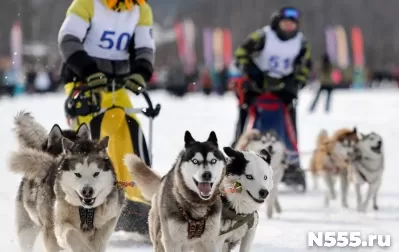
[79,207,96,232]
[177,203,211,239]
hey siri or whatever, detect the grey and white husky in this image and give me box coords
[8,135,125,252]
[125,131,226,251]
[351,132,384,212]
[217,147,274,252]
[235,129,286,218]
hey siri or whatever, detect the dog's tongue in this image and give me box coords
[198,182,212,195]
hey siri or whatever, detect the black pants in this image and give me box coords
[309,85,333,113]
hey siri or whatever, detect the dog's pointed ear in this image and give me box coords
[360,133,366,139]
[97,136,109,151]
[61,137,74,154]
[223,147,239,158]
[207,131,218,146]
[353,127,357,134]
[48,124,63,146]
[259,149,272,164]
[184,131,196,147]
[76,123,90,139]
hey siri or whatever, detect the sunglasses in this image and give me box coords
[282,9,300,19]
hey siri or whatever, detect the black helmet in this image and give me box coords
[270,7,301,41]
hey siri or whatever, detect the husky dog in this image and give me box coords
[8,136,125,252]
[351,132,384,212]
[13,110,91,153]
[235,129,264,152]
[12,111,94,251]
[125,131,226,251]
[235,129,286,218]
[217,147,273,252]
[259,131,286,219]
[310,127,359,208]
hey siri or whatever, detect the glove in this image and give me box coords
[124,73,146,94]
[86,72,107,87]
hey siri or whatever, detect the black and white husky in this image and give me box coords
[351,132,384,212]
[217,147,274,252]
[126,131,226,251]
[235,129,286,218]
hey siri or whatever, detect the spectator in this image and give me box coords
[309,53,334,113]
[1,67,18,97]
[33,66,52,93]
[25,64,37,93]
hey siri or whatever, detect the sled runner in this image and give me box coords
[65,75,161,239]
[233,77,306,192]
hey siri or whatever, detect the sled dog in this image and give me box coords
[235,129,286,218]
[217,147,273,251]
[351,132,384,212]
[9,136,124,252]
[125,131,226,251]
[310,127,359,207]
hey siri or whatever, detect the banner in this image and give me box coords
[335,25,350,69]
[10,21,24,95]
[174,22,185,62]
[351,26,366,89]
[212,28,224,71]
[10,21,23,71]
[325,27,337,65]
[203,28,213,68]
[222,29,232,67]
[182,19,196,75]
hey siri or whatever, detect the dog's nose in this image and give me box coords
[201,171,212,181]
[267,145,273,154]
[259,189,269,199]
[82,186,94,198]
[377,140,382,145]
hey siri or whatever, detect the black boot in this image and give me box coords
[231,106,248,147]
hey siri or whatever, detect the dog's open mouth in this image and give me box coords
[78,195,96,207]
[193,178,214,199]
[246,190,265,204]
[371,144,381,154]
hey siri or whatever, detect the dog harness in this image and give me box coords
[177,203,211,239]
[219,197,255,236]
[354,157,383,184]
[79,207,96,232]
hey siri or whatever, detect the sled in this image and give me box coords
[234,77,307,192]
[67,76,161,238]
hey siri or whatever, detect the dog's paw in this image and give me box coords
[342,202,349,208]
[373,204,379,211]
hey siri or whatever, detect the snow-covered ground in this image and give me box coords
[1,89,398,251]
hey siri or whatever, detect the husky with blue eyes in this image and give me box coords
[217,147,273,252]
[126,130,226,252]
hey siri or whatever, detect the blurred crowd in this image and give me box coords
[0,64,62,97]
[2,54,399,99]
